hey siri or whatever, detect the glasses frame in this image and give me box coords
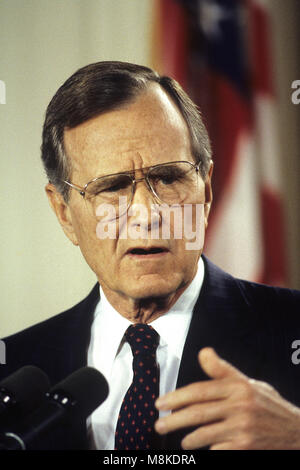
[63,160,202,211]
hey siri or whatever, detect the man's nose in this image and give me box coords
[128,180,161,232]
[132,178,156,205]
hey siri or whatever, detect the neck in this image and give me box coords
[100,282,191,324]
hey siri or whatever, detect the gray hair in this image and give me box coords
[41,61,212,201]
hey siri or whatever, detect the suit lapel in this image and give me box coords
[164,256,263,449]
[177,255,262,388]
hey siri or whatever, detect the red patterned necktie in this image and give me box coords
[114,323,160,450]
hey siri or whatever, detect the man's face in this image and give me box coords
[49,84,212,303]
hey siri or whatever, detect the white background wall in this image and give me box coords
[0,0,299,337]
[0,0,153,336]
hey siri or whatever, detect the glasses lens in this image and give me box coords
[148,162,200,205]
[85,174,132,220]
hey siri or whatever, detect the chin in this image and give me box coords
[123,274,182,300]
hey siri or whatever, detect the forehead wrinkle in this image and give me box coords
[63,85,193,183]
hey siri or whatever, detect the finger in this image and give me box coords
[155,400,226,435]
[210,442,236,450]
[199,347,247,381]
[180,420,229,450]
[155,377,233,411]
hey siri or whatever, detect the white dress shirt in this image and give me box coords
[87,257,205,450]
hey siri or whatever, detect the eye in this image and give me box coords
[151,168,186,185]
[160,174,178,185]
[104,179,129,193]
[88,175,132,196]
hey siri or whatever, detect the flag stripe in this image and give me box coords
[151,0,287,285]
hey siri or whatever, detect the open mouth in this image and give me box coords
[126,247,169,257]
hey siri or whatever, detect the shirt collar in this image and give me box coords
[150,257,204,359]
[91,257,204,379]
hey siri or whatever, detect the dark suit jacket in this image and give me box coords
[1,256,300,449]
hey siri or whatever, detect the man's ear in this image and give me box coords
[204,161,213,228]
[45,183,79,246]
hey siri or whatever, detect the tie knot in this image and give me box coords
[125,323,159,357]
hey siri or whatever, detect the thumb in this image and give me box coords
[198,347,245,380]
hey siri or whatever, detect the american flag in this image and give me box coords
[151,0,287,285]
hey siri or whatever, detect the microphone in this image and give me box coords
[0,366,50,427]
[0,367,109,450]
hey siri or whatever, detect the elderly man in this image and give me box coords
[1,61,300,450]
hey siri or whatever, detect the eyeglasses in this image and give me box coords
[63,160,203,219]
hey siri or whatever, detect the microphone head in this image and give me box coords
[49,367,109,419]
[0,366,50,415]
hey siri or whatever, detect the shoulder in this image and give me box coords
[236,276,300,308]
[3,283,99,343]
[233,273,300,328]
[0,284,99,383]
[203,255,300,312]
[201,255,300,340]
